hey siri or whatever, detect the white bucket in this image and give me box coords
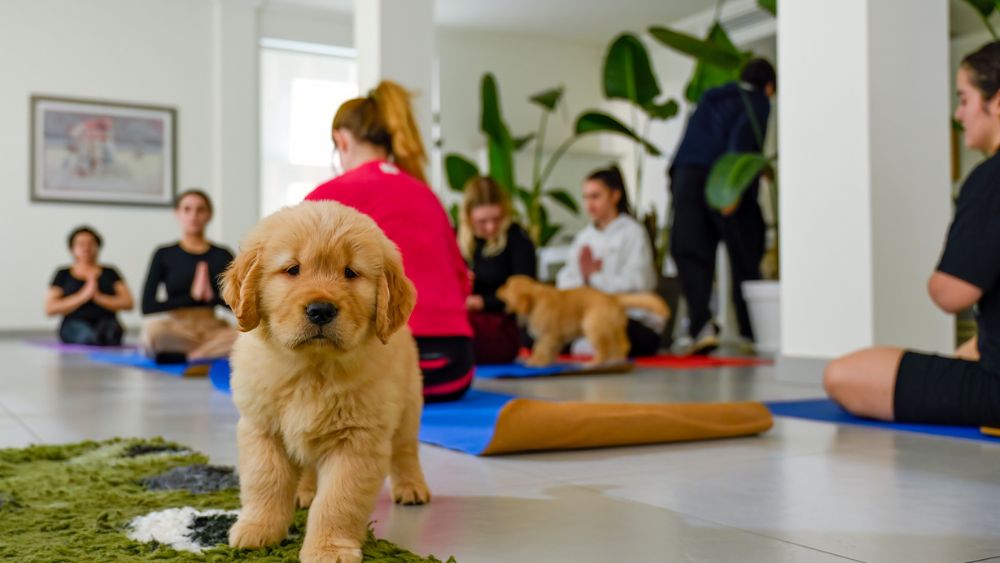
[742,280,781,354]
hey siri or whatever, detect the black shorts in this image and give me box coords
[894,351,1000,426]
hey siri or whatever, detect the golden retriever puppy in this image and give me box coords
[222,201,429,563]
[497,275,670,367]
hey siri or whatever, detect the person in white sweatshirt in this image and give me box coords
[557,165,664,356]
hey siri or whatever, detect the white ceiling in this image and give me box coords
[264,0,716,44]
[265,1,990,42]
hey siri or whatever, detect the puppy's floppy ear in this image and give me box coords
[511,286,535,315]
[222,245,262,332]
[376,238,416,344]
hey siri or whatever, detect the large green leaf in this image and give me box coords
[643,98,679,121]
[757,0,776,16]
[648,26,744,70]
[684,23,744,103]
[514,186,535,209]
[529,87,564,111]
[575,111,661,156]
[480,74,515,191]
[705,152,770,211]
[487,138,515,193]
[545,189,580,214]
[603,33,660,106]
[965,0,995,17]
[444,154,479,192]
[513,133,535,151]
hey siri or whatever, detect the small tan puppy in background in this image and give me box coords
[222,201,429,563]
[497,275,669,366]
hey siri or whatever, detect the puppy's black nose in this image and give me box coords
[305,302,338,326]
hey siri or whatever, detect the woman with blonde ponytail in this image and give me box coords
[307,80,474,402]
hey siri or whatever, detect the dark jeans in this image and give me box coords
[416,336,474,403]
[59,317,124,346]
[469,312,522,364]
[669,165,765,340]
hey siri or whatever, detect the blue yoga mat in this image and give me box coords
[88,351,211,377]
[207,359,511,455]
[766,398,1000,444]
[209,359,232,392]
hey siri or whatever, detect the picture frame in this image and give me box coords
[30,95,177,206]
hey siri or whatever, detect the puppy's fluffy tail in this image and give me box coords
[616,293,670,318]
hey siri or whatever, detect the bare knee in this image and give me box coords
[823,357,851,403]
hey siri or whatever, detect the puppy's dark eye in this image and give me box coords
[286,265,300,277]
[344,267,358,279]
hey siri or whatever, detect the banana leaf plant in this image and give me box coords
[445,73,659,247]
[601,32,679,274]
[962,0,999,39]
[648,0,778,276]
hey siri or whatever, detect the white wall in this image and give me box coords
[259,3,353,47]
[0,0,258,332]
[779,0,952,360]
[0,0,212,331]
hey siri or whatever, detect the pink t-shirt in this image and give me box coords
[306,160,472,338]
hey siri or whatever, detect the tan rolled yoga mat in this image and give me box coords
[479,399,774,455]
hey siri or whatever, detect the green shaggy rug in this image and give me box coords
[0,438,454,562]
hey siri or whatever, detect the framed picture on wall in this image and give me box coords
[30,95,176,206]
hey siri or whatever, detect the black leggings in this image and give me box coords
[59,317,123,347]
[670,165,765,340]
[416,336,474,403]
[626,320,661,357]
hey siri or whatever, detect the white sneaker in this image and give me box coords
[685,322,720,356]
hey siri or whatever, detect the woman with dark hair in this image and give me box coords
[140,189,236,360]
[45,226,134,345]
[825,42,1000,426]
[459,176,537,364]
[556,165,663,356]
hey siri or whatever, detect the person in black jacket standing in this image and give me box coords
[669,58,776,354]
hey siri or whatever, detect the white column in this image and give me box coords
[353,0,434,164]
[211,0,261,248]
[778,0,953,365]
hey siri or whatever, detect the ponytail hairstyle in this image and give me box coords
[587,165,631,216]
[332,80,428,183]
[458,176,514,260]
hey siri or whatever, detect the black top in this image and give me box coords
[471,224,537,313]
[141,243,234,314]
[938,151,1000,374]
[50,266,122,325]
[671,82,771,171]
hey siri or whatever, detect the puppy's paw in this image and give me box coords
[524,355,552,367]
[228,517,288,549]
[300,542,363,563]
[296,486,316,508]
[392,479,431,505]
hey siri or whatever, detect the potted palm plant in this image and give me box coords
[647,0,781,352]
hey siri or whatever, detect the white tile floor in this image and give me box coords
[3,338,1000,562]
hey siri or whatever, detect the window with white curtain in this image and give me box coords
[259,40,358,217]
